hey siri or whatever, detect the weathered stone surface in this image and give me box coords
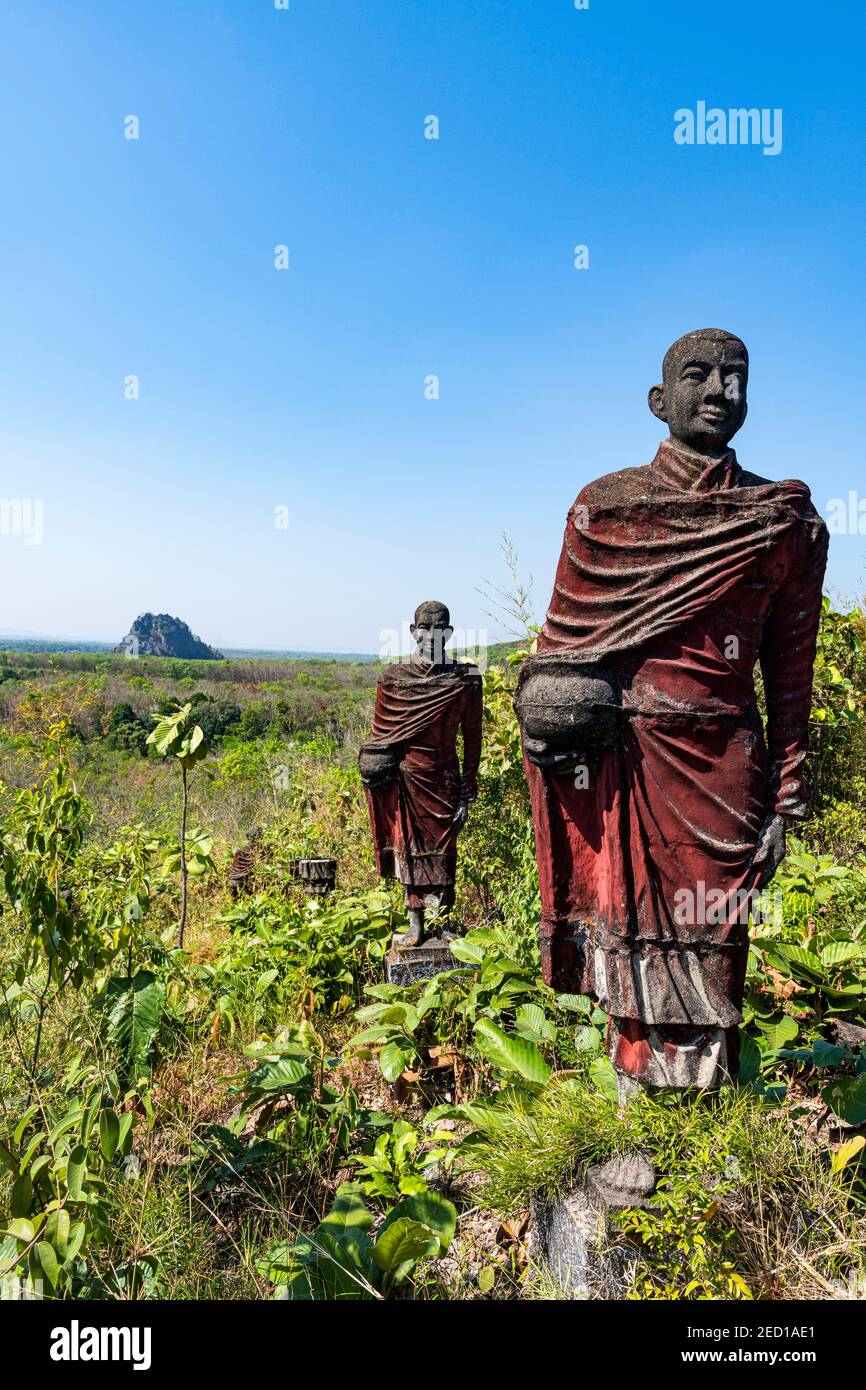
[530,1181,640,1299]
[295,858,337,897]
[586,1153,656,1208]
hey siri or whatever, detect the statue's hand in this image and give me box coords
[523,737,588,774]
[452,799,469,829]
[358,746,398,788]
[752,812,787,890]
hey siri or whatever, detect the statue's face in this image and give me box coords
[649,336,748,454]
[411,621,453,663]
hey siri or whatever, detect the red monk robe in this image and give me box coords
[523,439,828,1087]
[364,657,483,909]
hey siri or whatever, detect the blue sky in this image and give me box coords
[1,0,864,653]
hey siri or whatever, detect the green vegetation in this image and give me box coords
[0,605,864,1300]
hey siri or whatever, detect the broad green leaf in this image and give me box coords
[823,1074,866,1126]
[811,1038,849,1069]
[12,1105,38,1146]
[555,993,593,1016]
[45,1208,70,1258]
[371,1218,433,1272]
[47,1111,83,1147]
[589,1056,620,1104]
[65,1145,87,1200]
[36,1240,60,1289]
[10,1173,32,1219]
[515,1003,556,1042]
[769,944,824,978]
[79,1090,101,1146]
[4,1218,35,1243]
[820,941,863,968]
[245,1056,311,1092]
[66,1221,87,1263]
[99,1109,120,1163]
[448,937,486,964]
[574,1025,603,1053]
[319,1183,373,1237]
[379,1041,415,1083]
[103,971,166,1078]
[738,1031,762,1085]
[755,1014,799,1050]
[474,1018,551,1086]
[117,1113,135,1157]
[381,1191,457,1256]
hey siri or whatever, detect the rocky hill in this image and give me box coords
[116,613,224,660]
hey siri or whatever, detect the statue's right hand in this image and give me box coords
[523,737,587,773]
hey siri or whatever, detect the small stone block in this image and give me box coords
[385,939,457,985]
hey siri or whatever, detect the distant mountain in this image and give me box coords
[116,613,225,660]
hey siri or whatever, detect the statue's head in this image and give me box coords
[411,600,453,665]
[648,329,748,455]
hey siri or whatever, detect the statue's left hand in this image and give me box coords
[452,800,469,829]
[751,812,787,890]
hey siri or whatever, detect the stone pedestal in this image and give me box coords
[385,937,457,985]
[530,1154,654,1299]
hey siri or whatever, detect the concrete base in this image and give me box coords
[385,936,457,985]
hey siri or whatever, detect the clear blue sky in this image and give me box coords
[1,0,864,653]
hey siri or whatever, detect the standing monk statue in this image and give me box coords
[359,601,483,948]
[516,330,828,1090]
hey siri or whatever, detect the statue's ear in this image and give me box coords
[409,624,417,637]
[443,626,454,643]
[648,384,667,423]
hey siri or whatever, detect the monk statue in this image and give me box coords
[515,330,828,1090]
[359,601,483,948]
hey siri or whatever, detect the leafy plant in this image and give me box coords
[146,703,211,946]
[193,1024,366,1200]
[200,892,396,1042]
[96,971,167,1082]
[0,1068,138,1298]
[351,926,589,1091]
[351,1118,454,1202]
[257,1181,456,1300]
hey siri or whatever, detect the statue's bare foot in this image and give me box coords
[394,915,424,950]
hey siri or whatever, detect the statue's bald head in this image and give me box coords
[414,600,450,628]
[649,328,749,456]
[662,329,748,383]
[411,600,453,665]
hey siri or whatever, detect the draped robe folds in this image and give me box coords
[363,658,483,909]
[523,441,829,1086]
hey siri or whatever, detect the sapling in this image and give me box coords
[147,702,210,946]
